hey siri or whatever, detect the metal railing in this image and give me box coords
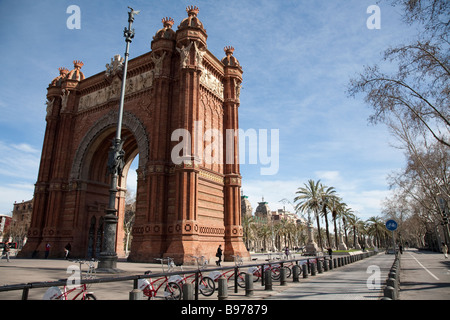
[0,251,378,300]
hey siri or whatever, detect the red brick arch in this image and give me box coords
[20,7,249,264]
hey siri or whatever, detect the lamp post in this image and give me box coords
[97,7,140,272]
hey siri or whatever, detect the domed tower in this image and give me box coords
[153,17,176,41]
[67,60,85,81]
[23,59,85,259]
[50,67,69,87]
[241,191,253,219]
[255,197,271,220]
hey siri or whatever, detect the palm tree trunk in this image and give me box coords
[323,206,331,248]
[315,209,323,249]
[333,215,338,249]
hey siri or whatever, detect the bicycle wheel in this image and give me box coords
[164,282,182,300]
[84,293,97,300]
[271,267,281,280]
[236,272,246,288]
[284,266,292,278]
[252,271,260,282]
[199,276,215,296]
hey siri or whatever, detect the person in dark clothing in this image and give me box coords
[64,243,71,259]
[216,244,223,266]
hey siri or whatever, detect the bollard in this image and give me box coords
[317,260,323,273]
[218,276,228,300]
[384,286,396,300]
[389,271,397,282]
[329,259,333,270]
[333,258,337,268]
[311,263,316,276]
[265,269,272,291]
[130,279,143,300]
[324,259,329,271]
[302,264,308,278]
[245,273,254,297]
[293,265,300,282]
[129,288,143,300]
[280,267,287,286]
[386,277,398,293]
[337,257,341,267]
[183,283,194,300]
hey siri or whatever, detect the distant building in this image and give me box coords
[272,209,306,226]
[255,197,271,220]
[240,192,252,219]
[13,199,33,225]
[0,215,12,239]
[7,199,33,246]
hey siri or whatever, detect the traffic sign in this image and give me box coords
[385,219,398,231]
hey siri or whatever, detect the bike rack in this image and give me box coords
[0,252,379,300]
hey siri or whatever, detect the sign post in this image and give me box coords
[385,219,398,255]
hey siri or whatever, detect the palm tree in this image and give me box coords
[341,206,353,248]
[319,185,337,248]
[330,197,346,248]
[294,179,324,249]
[347,213,361,248]
[366,216,383,248]
[242,215,255,250]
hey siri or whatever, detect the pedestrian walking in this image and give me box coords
[1,243,11,262]
[45,243,51,259]
[285,247,290,259]
[442,242,448,259]
[64,243,71,259]
[327,247,332,257]
[215,244,222,266]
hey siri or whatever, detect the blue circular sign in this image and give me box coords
[385,219,398,231]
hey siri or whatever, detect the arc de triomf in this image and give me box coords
[19,6,249,264]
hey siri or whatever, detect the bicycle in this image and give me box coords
[138,258,182,300]
[247,254,284,282]
[207,255,246,288]
[43,259,97,300]
[175,255,215,296]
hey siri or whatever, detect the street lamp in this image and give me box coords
[97,7,140,272]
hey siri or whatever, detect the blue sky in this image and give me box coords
[0,0,417,221]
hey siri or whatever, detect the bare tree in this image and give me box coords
[348,0,449,147]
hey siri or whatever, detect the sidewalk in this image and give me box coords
[1,250,448,300]
[399,248,450,300]
[266,252,394,300]
[0,252,379,300]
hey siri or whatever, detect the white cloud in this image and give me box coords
[0,141,40,180]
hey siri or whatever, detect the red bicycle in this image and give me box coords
[207,255,246,288]
[43,259,97,300]
[138,258,182,300]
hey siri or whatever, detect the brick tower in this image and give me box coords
[19,6,249,264]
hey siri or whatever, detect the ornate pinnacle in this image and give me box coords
[73,60,84,69]
[162,17,174,27]
[224,46,235,55]
[186,5,199,16]
[58,67,69,74]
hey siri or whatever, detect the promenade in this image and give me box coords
[0,249,448,300]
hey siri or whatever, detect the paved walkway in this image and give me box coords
[266,252,394,300]
[0,249,448,300]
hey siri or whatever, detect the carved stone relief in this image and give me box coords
[200,68,223,99]
[78,70,155,112]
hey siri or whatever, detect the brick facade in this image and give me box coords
[19,6,249,264]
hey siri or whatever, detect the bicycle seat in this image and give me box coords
[144,270,152,275]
